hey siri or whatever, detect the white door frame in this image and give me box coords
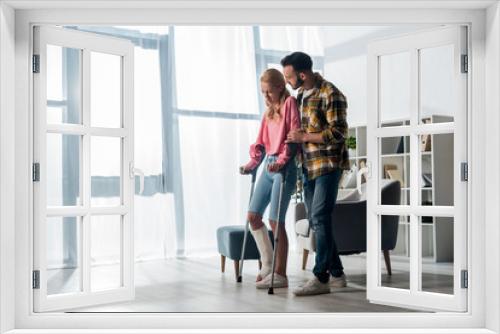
[0,2,496,333]
[366,26,468,312]
[32,26,135,311]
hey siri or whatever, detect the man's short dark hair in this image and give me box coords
[280,52,313,72]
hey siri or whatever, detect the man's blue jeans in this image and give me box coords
[303,169,344,283]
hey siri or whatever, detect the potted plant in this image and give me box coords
[346,135,356,157]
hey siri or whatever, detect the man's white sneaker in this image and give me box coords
[330,274,347,288]
[256,273,288,289]
[293,277,330,296]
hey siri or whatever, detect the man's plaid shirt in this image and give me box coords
[297,73,350,180]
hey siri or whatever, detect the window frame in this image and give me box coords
[1,2,497,333]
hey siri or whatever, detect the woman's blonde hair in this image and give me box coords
[260,68,290,120]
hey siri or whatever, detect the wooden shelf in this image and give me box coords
[381,153,409,158]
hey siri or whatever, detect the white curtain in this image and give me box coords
[174,26,259,114]
[173,26,324,256]
[131,36,180,261]
[259,26,324,56]
[173,26,260,256]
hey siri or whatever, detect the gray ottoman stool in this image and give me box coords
[216,225,274,279]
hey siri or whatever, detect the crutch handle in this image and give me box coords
[240,145,265,179]
[250,145,266,181]
[273,143,297,177]
[278,167,287,178]
[251,168,258,182]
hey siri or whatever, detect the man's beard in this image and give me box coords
[293,77,304,89]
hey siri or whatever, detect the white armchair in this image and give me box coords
[294,204,315,270]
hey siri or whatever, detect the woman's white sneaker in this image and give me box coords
[255,273,288,289]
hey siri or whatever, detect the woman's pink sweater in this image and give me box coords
[245,96,301,170]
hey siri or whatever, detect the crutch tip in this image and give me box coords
[237,276,242,283]
[268,288,274,295]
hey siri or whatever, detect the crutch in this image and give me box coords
[237,147,265,283]
[268,143,297,294]
[268,167,286,295]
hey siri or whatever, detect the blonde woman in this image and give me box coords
[240,68,300,289]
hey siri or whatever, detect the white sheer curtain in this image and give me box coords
[173,26,325,256]
[178,117,260,255]
[133,41,177,261]
[174,26,259,114]
[173,26,260,255]
[259,26,324,56]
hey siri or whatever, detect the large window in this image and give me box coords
[4,3,494,332]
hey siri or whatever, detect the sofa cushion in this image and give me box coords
[337,188,360,202]
[339,164,358,189]
[337,183,367,202]
[295,219,310,237]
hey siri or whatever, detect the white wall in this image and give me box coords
[323,26,385,127]
[322,25,449,127]
[485,2,500,332]
[325,53,368,127]
[0,2,16,333]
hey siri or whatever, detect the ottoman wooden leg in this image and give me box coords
[234,260,240,280]
[221,255,226,273]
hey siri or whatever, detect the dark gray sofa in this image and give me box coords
[294,179,401,275]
